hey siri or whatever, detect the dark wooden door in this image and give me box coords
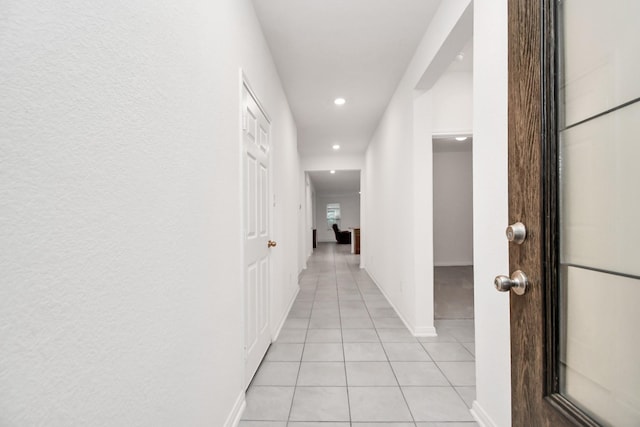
[508,0,639,425]
[508,2,570,423]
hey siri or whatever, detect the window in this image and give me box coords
[326,203,341,227]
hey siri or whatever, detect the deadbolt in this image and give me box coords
[494,270,529,295]
[506,222,527,244]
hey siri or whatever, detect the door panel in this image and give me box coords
[561,0,640,127]
[246,263,258,353]
[556,0,640,423]
[247,154,257,238]
[243,83,271,387]
[508,2,568,423]
[508,0,639,425]
[561,267,640,425]
[560,102,640,275]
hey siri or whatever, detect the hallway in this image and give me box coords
[240,243,478,426]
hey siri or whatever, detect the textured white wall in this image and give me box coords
[364,0,472,335]
[471,0,512,426]
[0,0,299,425]
[433,147,473,266]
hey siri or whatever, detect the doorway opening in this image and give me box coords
[432,135,474,322]
[305,170,361,256]
[427,36,476,407]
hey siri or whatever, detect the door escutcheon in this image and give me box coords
[494,270,529,296]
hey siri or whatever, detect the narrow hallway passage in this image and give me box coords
[240,243,478,426]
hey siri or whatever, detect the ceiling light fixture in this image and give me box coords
[455,136,468,141]
[334,97,346,106]
[332,144,340,150]
[456,52,464,61]
[330,170,336,174]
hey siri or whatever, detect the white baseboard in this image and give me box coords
[224,390,246,427]
[413,325,437,337]
[471,400,499,427]
[271,285,300,342]
[364,269,436,337]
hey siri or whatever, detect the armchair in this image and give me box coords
[332,224,351,244]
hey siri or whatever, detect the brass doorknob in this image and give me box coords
[268,240,277,248]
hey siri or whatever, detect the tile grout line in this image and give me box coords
[270,245,476,426]
[345,245,418,427]
[333,244,354,425]
[419,308,477,414]
[285,271,318,426]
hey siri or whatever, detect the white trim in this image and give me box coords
[238,68,247,385]
[224,390,246,427]
[365,269,437,337]
[432,130,473,139]
[271,285,300,342]
[413,325,438,337]
[240,72,272,124]
[471,400,500,427]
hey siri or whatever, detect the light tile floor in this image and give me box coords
[240,243,477,427]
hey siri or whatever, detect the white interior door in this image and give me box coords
[242,82,271,387]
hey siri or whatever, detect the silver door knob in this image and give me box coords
[506,222,527,244]
[494,270,529,295]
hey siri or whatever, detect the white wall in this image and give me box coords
[433,146,473,266]
[300,173,311,269]
[316,194,361,242]
[363,0,472,336]
[471,0,512,426]
[0,1,300,426]
[432,71,473,135]
[300,173,317,267]
[432,69,473,267]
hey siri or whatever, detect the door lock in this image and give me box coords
[506,222,527,244]
[494,270,529,295]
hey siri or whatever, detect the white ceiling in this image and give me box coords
[252,0,442,157]
[447,40,473,73]
[252,1,474,196]
[307,170,361,197]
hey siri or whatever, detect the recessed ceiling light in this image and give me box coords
[455,136,468,141]
[334,98,346,106]
[330,170,336,174]
[332,144,340,150]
